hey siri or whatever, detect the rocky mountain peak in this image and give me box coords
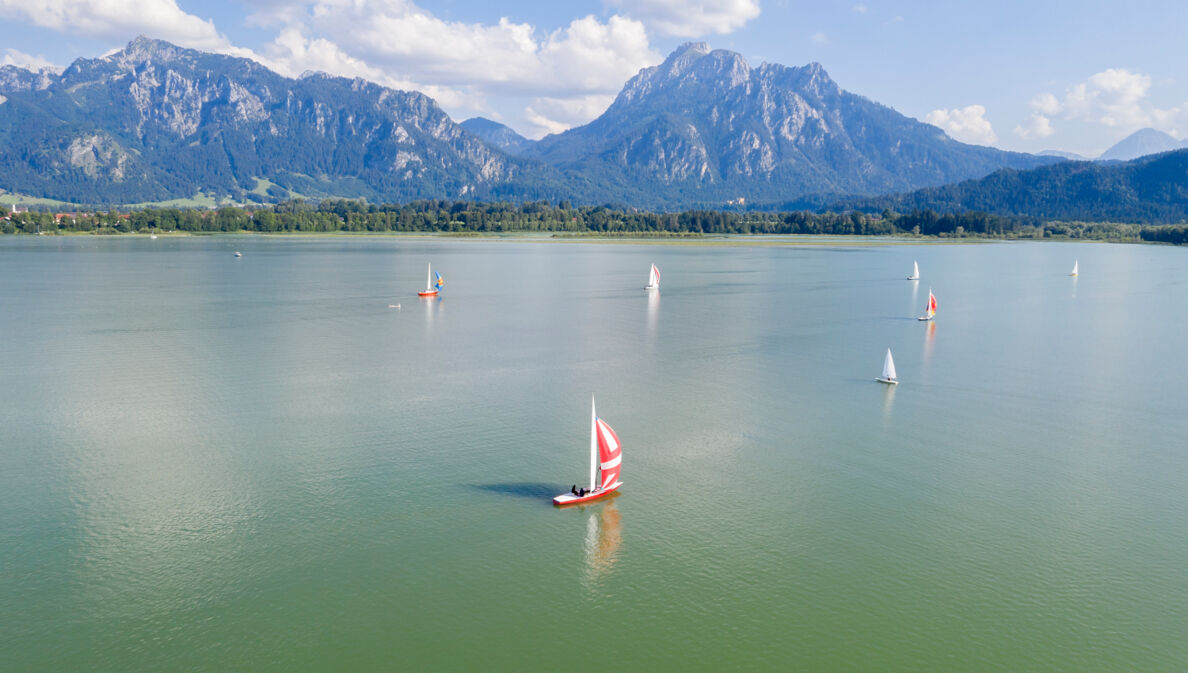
[111,36,186,65]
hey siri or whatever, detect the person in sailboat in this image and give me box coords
[571,485,578,496]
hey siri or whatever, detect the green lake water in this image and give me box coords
[1,236,1186,671]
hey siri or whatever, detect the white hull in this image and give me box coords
[645,284,659,290]
[553,480,622,505]
[906,276,919,280]
[917,315,934,321]
[875,377,898,385]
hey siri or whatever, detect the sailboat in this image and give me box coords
[906,260,919,280]
[917,288,937,321]
[1070,260,1078,276]
[876,348,898,385]
[554,398,623,506]
[417,263,444,297]
[645,263,660,290]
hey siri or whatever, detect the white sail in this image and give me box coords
[1070,260,1078,276]
[882,349,897,381]
[646,264,660,289]
[908,261,919,280]
[426,263,432,291]
[589,397,598,492]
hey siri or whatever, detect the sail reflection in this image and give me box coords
[646,290,660,340]
[922,320,936,367]
[582,501,622,585]
[422,294,443,330]
[881,381,896,426]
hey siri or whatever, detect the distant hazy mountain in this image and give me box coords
[461,117,531,156]
[527,42,1054,206]
[1098,128,1184,162]
[845,149,1188,223]
[1039,149,1088,161]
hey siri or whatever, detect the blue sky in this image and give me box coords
[1,0,1185,156]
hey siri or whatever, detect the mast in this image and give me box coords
[426,263,432,291]
[589,397,598,492]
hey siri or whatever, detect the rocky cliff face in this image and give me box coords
[529,42,1054,203]
[0,37,520,203]
[0,65,58,94]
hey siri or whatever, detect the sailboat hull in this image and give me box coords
[875,377,898,385]
[553,481,622,506]
[917,316,933,321]
[417,290,439,297]
[906,276,919,280]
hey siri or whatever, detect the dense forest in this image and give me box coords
[3,199,1187,245]
[826,150,1188,225]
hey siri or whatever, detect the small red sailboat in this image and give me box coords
[554,398,622,506]
[917,288,937,321]
[417,263,444,297]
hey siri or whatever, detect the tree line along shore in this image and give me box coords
[3,199,1187,245]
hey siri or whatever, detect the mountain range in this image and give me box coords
[840,148,1188,224]
[0,37,1057,208]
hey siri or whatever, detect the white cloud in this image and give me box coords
[259,2,660,134]
[1034,68,1186,134]
[1018,68,1188,147]
[1,48,61,72]
[810,32,828,44]
[1031,92,1061,116]
[925,104,999,145]
[523,94,616,138]
[1014,113,1054,140]
[0,0,230,51]
[604,0,760,37]
[268,3,654,94]
[1063,68,1152,127]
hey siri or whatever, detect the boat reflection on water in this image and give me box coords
[646,289,660,340]
[582,500,622,585]
[422,294,443,330]
[881,380,896,426]
[922,320,936,368]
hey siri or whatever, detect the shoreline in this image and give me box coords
[0,230,1164,247]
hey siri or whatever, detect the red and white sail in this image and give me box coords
[595,417,621,490]
[925,289,937,318]
[646,263,660,289]
[555,398,624,505]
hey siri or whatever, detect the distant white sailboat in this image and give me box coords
[906,260,919,280]
[645,263,660,290]
[917,288,937,321]
[1070,259,1078,276]
[876,348,898,385]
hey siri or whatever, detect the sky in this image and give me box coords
[1,0,1185,157]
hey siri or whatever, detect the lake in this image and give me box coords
[2,236,1186,672]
